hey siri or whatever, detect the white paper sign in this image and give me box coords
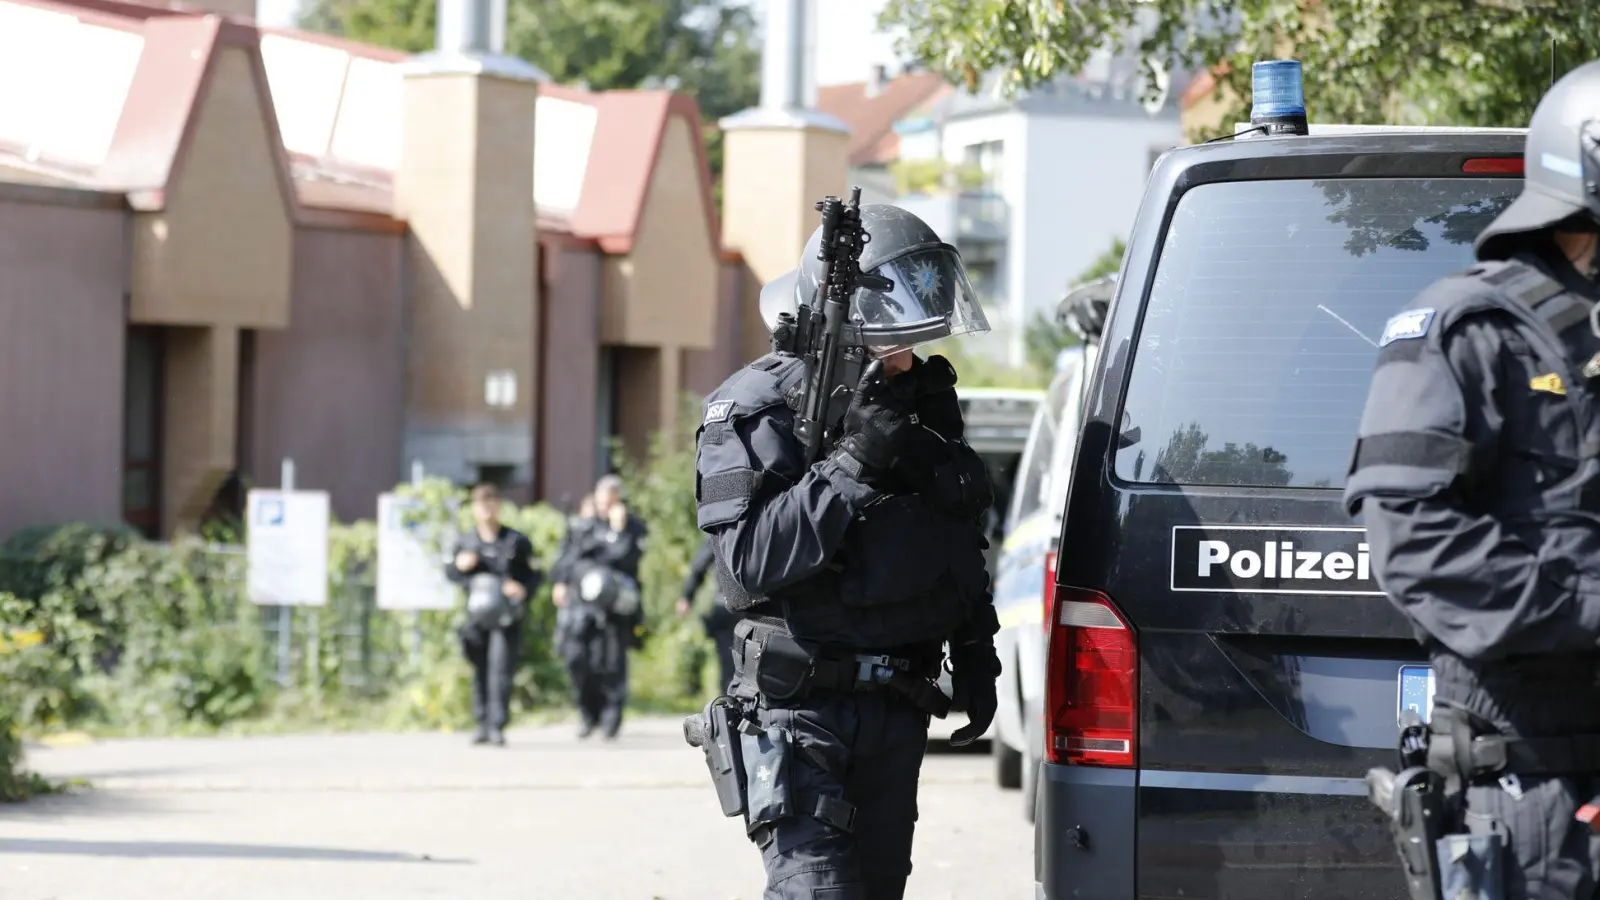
[247,490,330,607]
[376,493,457,611]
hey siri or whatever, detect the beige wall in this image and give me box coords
[683,256,756,397]
[721,125,848,292]
[600,116,718,350]
[250,227,406,522]
[396,71,538,485]
[129,48,292,328]
[598,114,720,440]
[1183,82,1240,142]
[0,190,127,539]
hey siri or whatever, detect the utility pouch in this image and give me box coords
[682,697,748,819]
[751,630,816,701]
[741,722,795,831]
[1436,816,1506,900]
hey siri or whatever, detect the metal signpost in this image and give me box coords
[379,461,454,667]
[247,459,330,688]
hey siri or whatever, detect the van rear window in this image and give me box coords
[1116,177,1517,489]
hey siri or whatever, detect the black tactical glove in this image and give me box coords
[910,355,965,438]
[949,640,1001,747]
[831,365,914,481]
[926,452,996,520]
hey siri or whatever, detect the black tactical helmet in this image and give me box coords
[1477,60,1600,260]
[759,204,991,354]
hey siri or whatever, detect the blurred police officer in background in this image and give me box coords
[680,536,740,694]
[689,200,1000,900]
[1346,62,1600,898]
[552,475,647,740]
[446,483,540,747]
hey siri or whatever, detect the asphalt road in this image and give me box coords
[0,716,1034,899]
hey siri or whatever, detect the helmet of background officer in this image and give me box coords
[759,204,990,374]
[1476,59,1600,268]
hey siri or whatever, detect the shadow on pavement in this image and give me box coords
[0,837,469,864]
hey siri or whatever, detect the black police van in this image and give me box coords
[1034,120,1528,897]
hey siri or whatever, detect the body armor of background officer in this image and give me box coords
[693,203,1001,900]
[1346,61,1600,899]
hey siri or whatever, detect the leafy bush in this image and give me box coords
[0,430,707,774]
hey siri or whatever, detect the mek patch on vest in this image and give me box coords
[704,400,736,424]
[1530,372,1567,395]
[1379,308,1436,347]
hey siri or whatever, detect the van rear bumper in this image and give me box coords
[1036,764,1407,900]
[1036,763,1136,900]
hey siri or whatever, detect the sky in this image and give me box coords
[253,0,903,89]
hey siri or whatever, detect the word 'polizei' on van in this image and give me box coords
[1033,59,1526,899]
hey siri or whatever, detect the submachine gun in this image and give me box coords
[1366,711,1447,900]
[770,187,895,464]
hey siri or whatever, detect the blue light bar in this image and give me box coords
[1249,59,1309,136]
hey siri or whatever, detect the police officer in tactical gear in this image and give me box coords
[446,483,541,746]
[552,475,647,740]
[1346,61,1600,899]
[680,536,741,694]
[691,200,1001,900]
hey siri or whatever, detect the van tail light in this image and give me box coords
[1045,586,1137,768]
[1462,157,1523,175]
[1041,551,1058,633]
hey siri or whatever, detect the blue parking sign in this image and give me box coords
[257,497,285,526]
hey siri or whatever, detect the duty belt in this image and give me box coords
[807,652,952,719]
[734,637,952,718]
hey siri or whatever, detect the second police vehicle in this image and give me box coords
[1035,60,1528,899]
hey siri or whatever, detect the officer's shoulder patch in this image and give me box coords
[704,400,736,424]
[1379,308,1436,347]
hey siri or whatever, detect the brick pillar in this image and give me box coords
[394,53,544,487]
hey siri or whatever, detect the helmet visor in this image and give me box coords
[850,246,990,348]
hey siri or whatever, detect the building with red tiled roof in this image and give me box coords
[817,67,952,167]
[0,0,751,537]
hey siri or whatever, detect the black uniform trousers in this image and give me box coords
[460,621,521,731]
[712,625,737,696]
[563,615,629,735]
[740,685,928,900]
[705,603,739,695]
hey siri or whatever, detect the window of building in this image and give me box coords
[475,464,515,488]
[962,140,1005,194]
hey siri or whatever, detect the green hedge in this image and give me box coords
[0,412,718,794]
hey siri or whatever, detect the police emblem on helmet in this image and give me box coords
[907,258,943,302]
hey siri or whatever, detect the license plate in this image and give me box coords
[1397,665,1435,726]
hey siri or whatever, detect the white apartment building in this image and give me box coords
[823,53,1185,366]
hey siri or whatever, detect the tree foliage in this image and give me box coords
[879,0,1600,132]
[1022,235,1125,375]
[298,0,759,184]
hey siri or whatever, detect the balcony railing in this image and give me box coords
[896,192,1010,245]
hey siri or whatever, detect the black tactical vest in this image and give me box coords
[693,352,982,650]
[1413,259,1600,733]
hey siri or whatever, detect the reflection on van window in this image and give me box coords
[1009,354,1081,528]
[1116,177,1516,488]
